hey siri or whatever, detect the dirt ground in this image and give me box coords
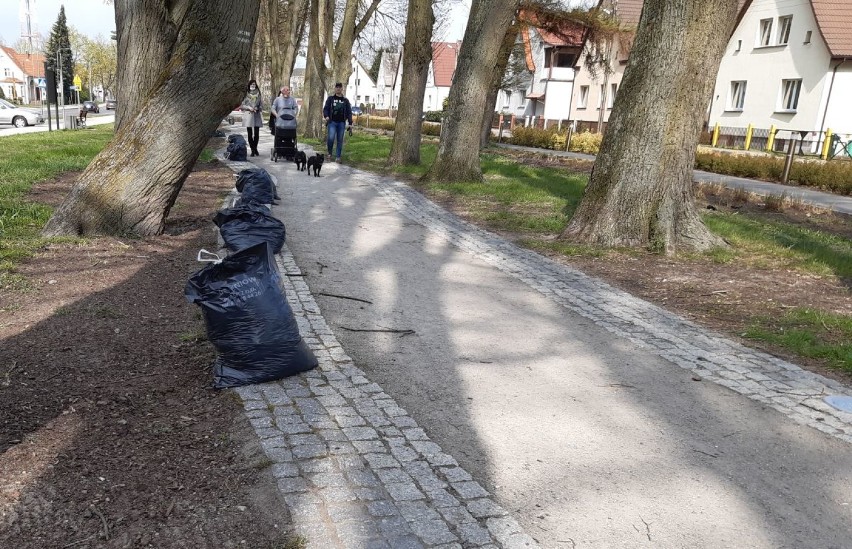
[0,156,296,548]
[1,144,850,549]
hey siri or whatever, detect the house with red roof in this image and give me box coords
[0,46,46,104]
[345,55,378,108]
[512,15,586,123]
[707,0,852,150]
[568,0,643,132]
[422,41,461,113]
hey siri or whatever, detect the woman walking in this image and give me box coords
[241,79,263,157]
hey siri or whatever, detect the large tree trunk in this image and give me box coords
[330,0,382,86]
[300,0,334,138]
[424,0,520,182]
[43,0,260,237]
[387,0,435,166]
[479,24,518,149]
[265,0,309,94]
[562,0,736,254]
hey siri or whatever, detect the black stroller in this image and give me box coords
[271,102,298,162]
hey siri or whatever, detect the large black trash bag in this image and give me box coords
[184,243,317,389]
[225,138,247,161]
[235,167,278,204]
[227,134,247,145]
[214,203,286,254]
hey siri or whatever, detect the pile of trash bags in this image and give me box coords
[185,165,317,389]
[224,134,247,161]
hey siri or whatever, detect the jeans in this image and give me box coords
[327,121,346,159]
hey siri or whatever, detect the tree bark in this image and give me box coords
[562,0,737,254]
[330,0,382,87]
[264,0,309,95]
[387,0,435,166]
[424,0,520,183]
[44,0,260,237]
[300,0,334,138]
[479,24,518,149]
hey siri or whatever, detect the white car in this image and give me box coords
[0,98,45,127]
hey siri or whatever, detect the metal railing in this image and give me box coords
[708,123,852,161]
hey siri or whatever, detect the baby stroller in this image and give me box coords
[271,109,297,162]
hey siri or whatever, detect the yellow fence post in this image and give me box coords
[821,129,833,160]
[711,123,720,147]
[766,125,776,152]
[744,123,754,150]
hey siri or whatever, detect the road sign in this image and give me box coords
[73,75,82,88]
[36,77,46,88]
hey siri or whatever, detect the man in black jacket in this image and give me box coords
[322,83,353,162]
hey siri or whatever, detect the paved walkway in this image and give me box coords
[216,132,852,548]
[496,143,852,215]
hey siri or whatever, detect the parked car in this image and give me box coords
[105,99,116,110]
[0,98,44,128]
[81,100,100,113]
[351,106,362,116]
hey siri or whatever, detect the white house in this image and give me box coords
[569,0,643,132]
[0,46,45,104]
[345,56,377,108]
[375,50,401,110]
[518,18,585,125]
[707,0,852,149]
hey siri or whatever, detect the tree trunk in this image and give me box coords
[330,0,382,87]
[479,24,518,149]
[387,0,435,166]
[562,0,737,254]
[265,0,309,94]
[300,0,334,138]
[424,0,520,183]
[44,0,260,237]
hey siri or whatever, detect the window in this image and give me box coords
[608,83,617,109]
[555,52,575,68]
[578,85,589,109]
[3,68,9,77]
[544,47,552,68]
[759,18,773,46]
[779,79,802,111]
[778,16,792,45]
[736,40,742,52]
[729,81,747,110]
[804,30,812,44]
[364,95,369,102]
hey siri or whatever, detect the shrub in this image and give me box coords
[423,110,443,123]
[569,132,602,155]
[509,126,562,149]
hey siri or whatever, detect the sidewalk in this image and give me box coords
[218,131,852,548]
[496,143,852,216]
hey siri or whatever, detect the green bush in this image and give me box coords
[423,111,443,123]
[355,115,441,137]
[569,132,602,155]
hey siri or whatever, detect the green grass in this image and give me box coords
[744,308,852,373]
[702,213,852,279]
[198,148,216,163]
[0,125,114,281]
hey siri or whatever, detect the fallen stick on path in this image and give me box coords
[339,326,415,337]
[318,292,373,304]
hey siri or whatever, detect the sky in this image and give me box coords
[0,1,116,46]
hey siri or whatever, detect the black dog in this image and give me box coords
[294,150,307,171]
[306,153,324,177]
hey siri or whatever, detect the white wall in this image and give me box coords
[570,33,629,124]
[821,63,852,135]
[708,0,833,132]
[346,60,377,108]
[543,80,574,120]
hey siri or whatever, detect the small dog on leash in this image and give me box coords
[294,150,307,171]
[306,153,325,177]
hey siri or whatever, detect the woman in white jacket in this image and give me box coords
[241,79,263,157]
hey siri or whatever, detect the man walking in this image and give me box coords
[323,83,353,162]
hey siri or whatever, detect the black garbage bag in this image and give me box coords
[235,167,278,204]
[214,202,286,254]
[225,139,247,161]
[184,243,318,389]
[227,134,247,145]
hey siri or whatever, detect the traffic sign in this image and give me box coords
[36,77,46,88]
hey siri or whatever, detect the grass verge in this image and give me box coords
[0,125,114,287]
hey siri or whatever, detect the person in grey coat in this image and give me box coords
[241,79,263,157]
